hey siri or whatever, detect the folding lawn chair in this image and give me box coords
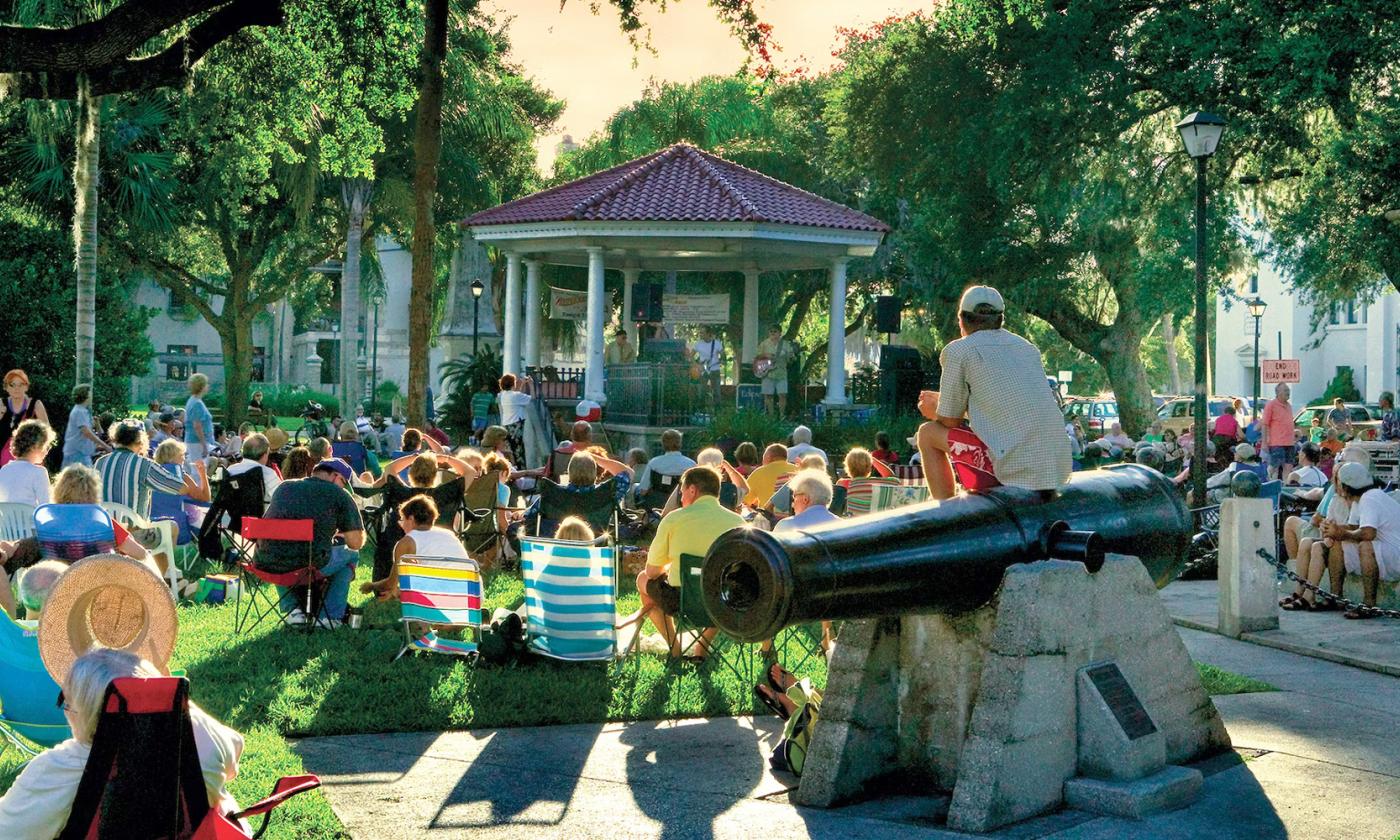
[869,482,932,513]
[196,467,267,571]
[102,500,181,595]
[0,501,35,542]
[532,478,618,541]
[521,536,619,661]
[460,476,507,561]
[392,555,483,662]
[0,611,70,759]
[34,503,117,560]
[57,675,320,840]
[233,517,325,634]
[637,471,683,512]
[842,477,899,517]
[889,463,925,483]
[360,476,471,582]
[673,553,819,699]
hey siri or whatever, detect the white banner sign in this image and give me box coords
[548,286,589,320]
[663,293,730,324]
[549,288,732,324]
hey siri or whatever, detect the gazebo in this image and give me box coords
[464,143,888,405]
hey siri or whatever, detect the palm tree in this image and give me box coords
[340,178,373,408]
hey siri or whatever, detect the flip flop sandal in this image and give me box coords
[1344,607,1379,620]
[1278,594,1303,607]
[1312,600,1344,612]
[767,662,798,694]
[754,684,790,719]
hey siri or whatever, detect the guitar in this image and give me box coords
[753,355,775,380]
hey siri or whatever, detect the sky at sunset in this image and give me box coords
[483,0,929,173]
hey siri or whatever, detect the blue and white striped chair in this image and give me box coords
[521,537,618,662]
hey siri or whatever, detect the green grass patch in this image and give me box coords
[2,556,826,839]
[1195,662,1277,695]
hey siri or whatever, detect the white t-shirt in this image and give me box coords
[1348,488,1400,557]
[787,443,827,464]
[499,390,532,426]
[1289,465,1326,488]
[692,339,723,373]
[0,459,51,506]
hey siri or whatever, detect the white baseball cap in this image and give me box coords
[959,285,1005,314]
[1336,461,1372,491]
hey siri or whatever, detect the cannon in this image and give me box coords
[703,464,1190,643]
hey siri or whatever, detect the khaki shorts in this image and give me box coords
[760,377,788,396]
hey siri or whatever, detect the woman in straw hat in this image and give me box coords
[0,558,245,838]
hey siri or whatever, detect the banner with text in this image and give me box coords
[663,293,730,324]
[548,286,589,320]
[549,289,731,323]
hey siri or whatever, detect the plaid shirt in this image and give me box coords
[938,328,1072,492]
[1382,409,1400,442]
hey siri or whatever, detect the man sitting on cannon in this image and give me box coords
[915,285,1072,499]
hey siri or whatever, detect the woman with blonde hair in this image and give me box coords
[553,516,595,542]
[183,373,214,465]
[50,465,155,566]
[150,438,211,546]
[838,446,895,489]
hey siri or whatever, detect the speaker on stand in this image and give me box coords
[630,283,665,357]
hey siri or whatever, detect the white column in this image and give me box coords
[742,268,760,364]
[825,258,851,405]
[584,247,607,402]
[622,267,640,345]
[503,253,522,376]
[523,259,542,370]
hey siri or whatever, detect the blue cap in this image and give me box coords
[314,457,353,482]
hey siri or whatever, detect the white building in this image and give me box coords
[1214,252,1397,407]
[128,237,495,409]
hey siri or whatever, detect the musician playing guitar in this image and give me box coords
[755,325,795,417]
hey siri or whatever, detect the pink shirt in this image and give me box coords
[1212,413,1239,439]
[1261,399,1294,448]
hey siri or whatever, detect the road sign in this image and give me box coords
[1058,370,1073,383]
[1262,359,1300,384]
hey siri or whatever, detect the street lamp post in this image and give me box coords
[1177,111,1227,505]
[1247,296,1267,432]
[470,279,485,357]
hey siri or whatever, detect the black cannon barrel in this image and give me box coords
[702,464,1190,642]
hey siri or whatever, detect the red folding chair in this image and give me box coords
[58,676,320,840]
[234,517,325,633]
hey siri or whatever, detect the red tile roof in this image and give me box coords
[465,143,889,233]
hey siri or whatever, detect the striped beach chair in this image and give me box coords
[842,477,900,517]
[393,555,483,662]
[870,482,932,513]
[521,537,617,662]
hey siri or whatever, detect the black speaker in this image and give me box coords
[631,283,664,322]
[879,345,923,414]
[875,295,902,334]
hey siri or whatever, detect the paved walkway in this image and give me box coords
[1162,579,1400,676]
[296,628,1400,839]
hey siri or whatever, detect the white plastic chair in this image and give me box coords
[0,502,36,542]
[100,501,180,595]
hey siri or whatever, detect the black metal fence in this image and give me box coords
[604,363,697,426]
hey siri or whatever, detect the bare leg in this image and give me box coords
[1358,542,1379,607]
[1300,541,1328,605]
[1326,540,1347,602]
[916,421,958,501]
[1283,516,1302,561]
[778,393,788,418]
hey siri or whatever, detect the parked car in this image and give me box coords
[1065,397,1119,439]
[1155,395,1249,437]
[1293,403,1382,440]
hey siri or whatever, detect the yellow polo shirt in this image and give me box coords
[648,495,746,586]
[743,460,798,507]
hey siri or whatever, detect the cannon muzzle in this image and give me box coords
[702,464,1189,642]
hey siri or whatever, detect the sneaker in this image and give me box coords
[284,609,309,626]
[313,616,344,630]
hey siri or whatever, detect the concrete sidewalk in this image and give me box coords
[1162,579,1400,676]
[296,628,1400,839]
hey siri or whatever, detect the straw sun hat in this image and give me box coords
[38,554,178,685]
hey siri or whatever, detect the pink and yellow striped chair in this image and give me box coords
[392,555,483,662]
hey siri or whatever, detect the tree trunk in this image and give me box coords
[1095,323,1155,438]
[340,178,371,411]
[217,310,256,430]
[73,77,100,387]
[1161,313,1182,394]
[405,0,449,429]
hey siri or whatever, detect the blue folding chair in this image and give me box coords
[0,612,71,757]
[521,537,619,662]
[34,503,117,561]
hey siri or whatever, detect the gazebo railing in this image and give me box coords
[604,363,697,426]
[528,366,586,402]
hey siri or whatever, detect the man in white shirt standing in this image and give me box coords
[691,326,724,409]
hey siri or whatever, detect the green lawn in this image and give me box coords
[1,557,827,839]
[0,554,1275,840]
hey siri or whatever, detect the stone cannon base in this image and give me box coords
[795,555,1232,833]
